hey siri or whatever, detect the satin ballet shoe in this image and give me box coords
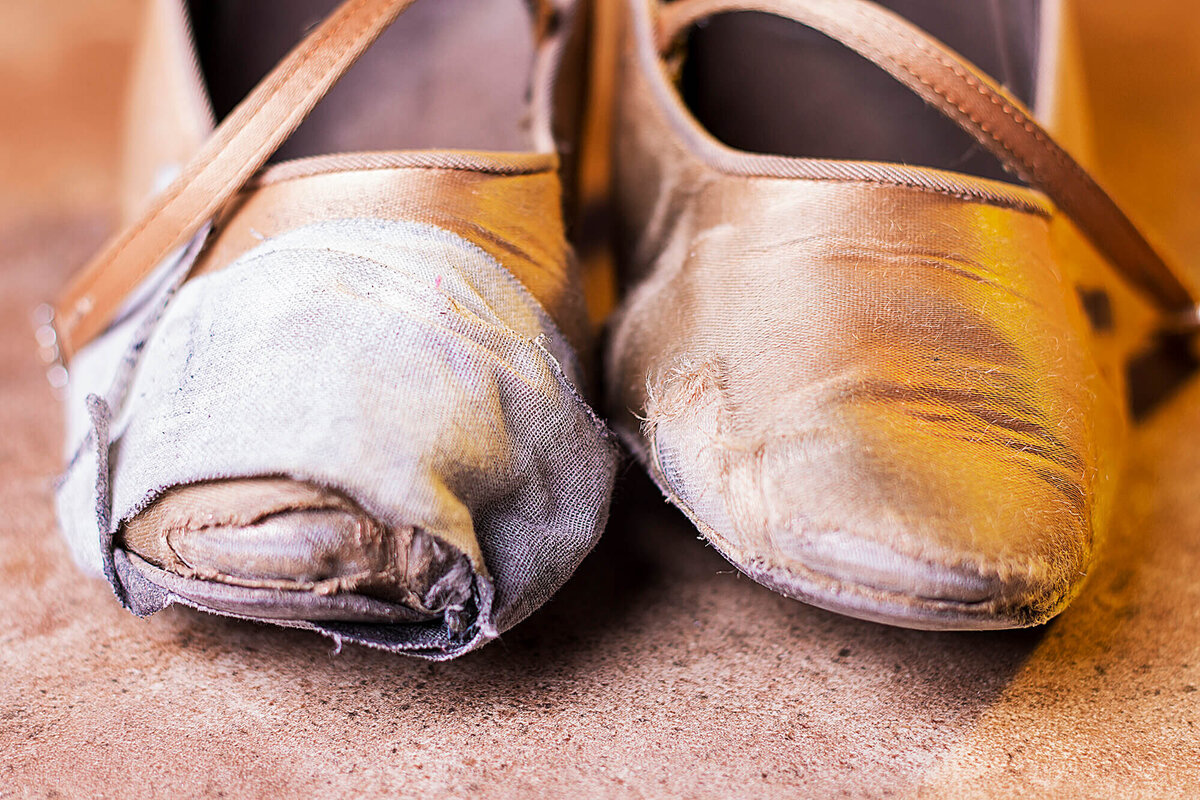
[603,0,1200,629]
[48,0,616,658]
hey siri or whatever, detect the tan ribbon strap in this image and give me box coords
[658,0,1200,320]
[53,0,419,361]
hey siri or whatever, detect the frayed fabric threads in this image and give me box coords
[57,218,618,659]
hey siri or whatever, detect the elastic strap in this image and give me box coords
[658,0,1200,324]
[54,0,420,360]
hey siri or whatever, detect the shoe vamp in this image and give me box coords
[612,178,1122,588]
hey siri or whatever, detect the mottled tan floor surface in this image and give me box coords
[3,3,1200,798]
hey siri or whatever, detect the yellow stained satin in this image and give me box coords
[609,174,1126,626]
[606,1,1133,627]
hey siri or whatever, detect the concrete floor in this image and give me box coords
[2,2,1199,797]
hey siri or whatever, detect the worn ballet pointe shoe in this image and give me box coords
[604,0,1200,628]
[48,0,616,658]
